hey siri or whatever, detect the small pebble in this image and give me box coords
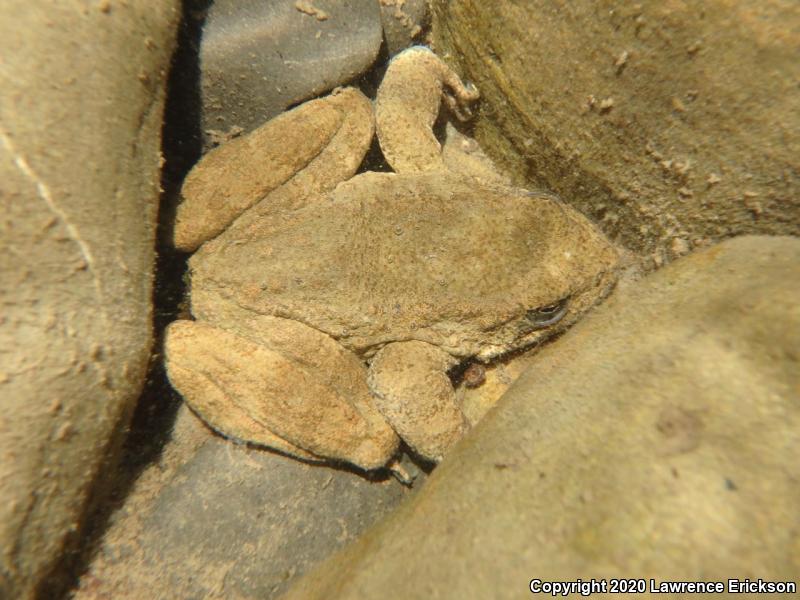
[463,363,486,389]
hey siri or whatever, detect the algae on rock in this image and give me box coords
[431,0,800,265]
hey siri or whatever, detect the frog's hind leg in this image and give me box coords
[367,340,470,462]
[174,87,374,252]
[376,46,479,175]
[164,317,400,471]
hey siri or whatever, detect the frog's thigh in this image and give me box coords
[375,47,479,175]
[164,319,399,470]
[174,87,374,251]
[367,340,469,461]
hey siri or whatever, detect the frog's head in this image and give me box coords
[466,189,621,362]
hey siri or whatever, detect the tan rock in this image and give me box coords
[431,1,800,263]
[282,236,800,599]
[0,2,179,597]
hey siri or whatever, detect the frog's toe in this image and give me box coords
[164,319,399,471]
[367,340,469,462]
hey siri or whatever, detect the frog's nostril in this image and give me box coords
[524,298,570,329]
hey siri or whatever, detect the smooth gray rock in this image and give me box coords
[74,406,416,600]
[283,236,800,599]
[379,0,429,55]
[200,0,382,148]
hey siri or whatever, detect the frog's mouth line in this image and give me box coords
[475,264,620,363]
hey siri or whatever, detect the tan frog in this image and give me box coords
[164,47,619,474]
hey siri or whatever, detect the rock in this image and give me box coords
[431,1,800,264]
[73,406,416,600]
[199,0,383,149]
[281,236,800,599]
[0,2,179,598]
[379,0,429,55]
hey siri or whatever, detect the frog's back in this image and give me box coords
[190,171,616,357]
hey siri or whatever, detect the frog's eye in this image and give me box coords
[524,298,570,329]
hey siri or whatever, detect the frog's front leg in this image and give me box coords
[174,87,374,251]
[164,317,400,471]
[375,46,479,174]
[367,341,469,462]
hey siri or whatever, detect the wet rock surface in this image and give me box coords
[73,406,415,600]
[0,2,179,598]
[283,236,800,599]
[199,0,383,148]
[431,1,800,265]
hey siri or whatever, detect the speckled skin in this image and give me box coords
[165,47,619,470]
[192,170,616,361]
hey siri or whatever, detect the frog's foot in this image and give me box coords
[386,457,417,486]
[174,87,374,252]
[376,46,480,174]
[367,340,469,462]
[164,318,400,471]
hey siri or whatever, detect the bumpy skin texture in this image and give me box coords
[165,47,619,470]
[166,319,398,469]
[193,170,616,361]
[174,87,374,252]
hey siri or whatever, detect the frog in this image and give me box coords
[164,46,619,475]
